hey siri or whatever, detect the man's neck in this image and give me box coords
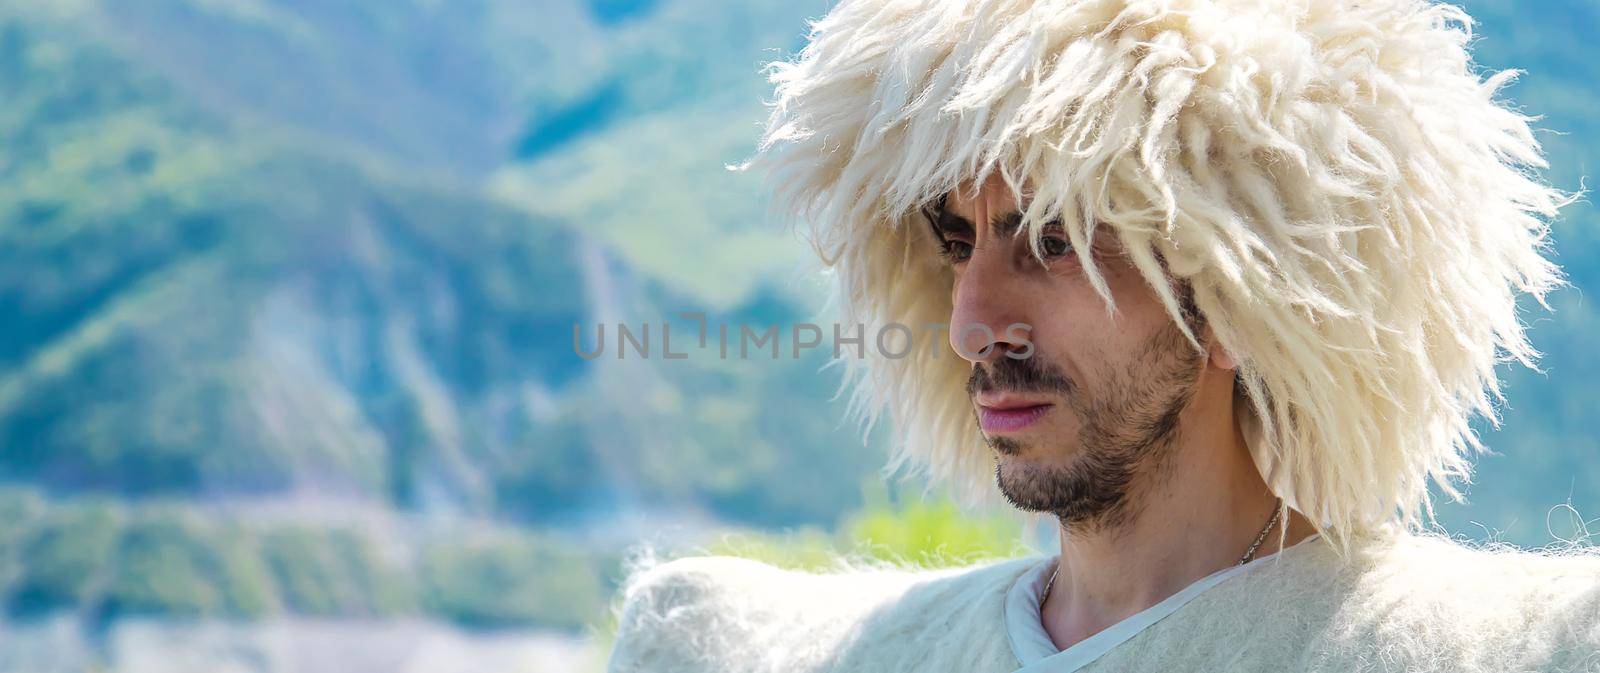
[1039,400,1319,650]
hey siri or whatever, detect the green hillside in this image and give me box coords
[0,0,880,532]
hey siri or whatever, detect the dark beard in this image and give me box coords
[972,320,1205,536]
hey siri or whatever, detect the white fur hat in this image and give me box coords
[734,0,1571,550]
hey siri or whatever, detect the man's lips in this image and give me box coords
[976,398,1054,434]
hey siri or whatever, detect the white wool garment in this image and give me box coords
[607,527,1600,672]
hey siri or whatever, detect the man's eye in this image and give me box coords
[940,239,973,264]
[1041,235,1072,258]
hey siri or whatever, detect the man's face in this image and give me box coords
[931,175,1211,532]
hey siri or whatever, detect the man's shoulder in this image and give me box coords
[1054,530,1600,672]
[606,553,1041,673]
[1206,529,1600,671]
[1371,530,1600,603]
[612,552,1036,614]
[1349,531,1600,670]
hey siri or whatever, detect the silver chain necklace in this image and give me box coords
[1041,498,1284,602]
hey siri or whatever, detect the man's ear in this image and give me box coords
[1203,325,1238,371]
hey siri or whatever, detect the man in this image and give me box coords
[608,0,1600,671]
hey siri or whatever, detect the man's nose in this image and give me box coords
[948,244,1032,365]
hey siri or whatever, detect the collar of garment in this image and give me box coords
[1004,533,1323,671]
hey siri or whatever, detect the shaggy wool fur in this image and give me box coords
[607,531,1600,672]
[732,0,1572,550]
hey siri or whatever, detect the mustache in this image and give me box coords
[967,353,1075,399]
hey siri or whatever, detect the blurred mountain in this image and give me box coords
[0,0,877,533]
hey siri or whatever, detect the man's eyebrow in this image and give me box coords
[923,199,971,238]
[924,199,1028,239]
